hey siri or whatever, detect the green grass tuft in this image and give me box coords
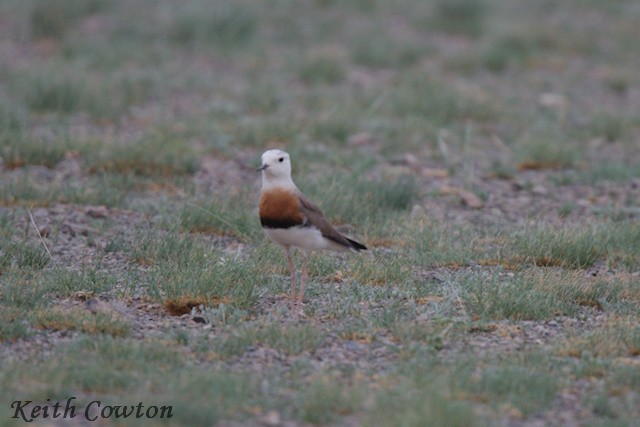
[0,308,31,342]
[0,336,259,425]
[88,132,199,177]
[429,0,487,37]
[298,377,361,424]
[508,223,602,269]
[169,0,257,48]
[35,307,130,337]
[23,68,89,114]
[30,0,108,40]
[300,171,418,231]
[482,33,536,72]
[390,73,496,126]
[364,381,475,427]
[473,361,559,416]
[515,129,579,170]
[180,195,260,241]
[141,232,260,310]
[1,136,69,169]
[298,52,346,84]
[461,268,626,320]
[6,240,50,270]
[207,322,324,359]
[351,33,423,69]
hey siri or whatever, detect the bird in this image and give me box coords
[258,149,367,316]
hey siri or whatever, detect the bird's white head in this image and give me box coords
[258,149,295,190]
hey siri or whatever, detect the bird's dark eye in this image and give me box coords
[278,157,284,162]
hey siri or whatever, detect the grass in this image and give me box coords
[0,308,30,342]
[469,359,559,416]
[2,239,50,270]
[411,221,482,268]
[140,231,261,311]
[367,389,475,427]
[351,32,423,69]
[297,376,361,424]
[0,136,69,169]
[169,0,257,49]
[2,0,640,425]
[208,322,324,359]
[344,252,413,286]
[298,170,418,232]
[23,67,92,114]
[481,33,537,73]
[44,267,119,297]
[514,128,580,171]
[179,195,260,240]
[18,62,164,119]
[588,112,631,143]
[389,72,497,127]
[429,0,487,37]
[298,50,346,84]
[87,132,199,177]
[560,319,640,359]
[30,0,108,40]
[459,267,639,321]
[507,223,602,269]
[0,336,259,425]
[0,171,148,208]
[35,306,130,337]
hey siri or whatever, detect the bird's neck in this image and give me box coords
[261,174,297,193]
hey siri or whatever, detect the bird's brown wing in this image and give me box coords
[298,193,366,251]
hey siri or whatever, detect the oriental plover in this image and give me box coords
[258,149,366,316]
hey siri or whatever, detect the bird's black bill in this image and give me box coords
[257,164,269,172]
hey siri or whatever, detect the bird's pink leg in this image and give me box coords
[296,252,309,315]
[285,247,297,311]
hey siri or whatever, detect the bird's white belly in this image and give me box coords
[264,226,333,251]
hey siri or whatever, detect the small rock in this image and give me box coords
[86,206,108,219]
[345,341,363,352]
[505,405,523,419]
[85,298,100,314]
[512,181,526,191]
[39,225,51,237]
[391,153,419,167]
[203,323,213,330]
[421,167,449,178]
[532,185,548,195]
[538,93,567,110]
[61,223,76,237]
[347,132,374,147]
[458,189,483,208]
[261,410,281,426]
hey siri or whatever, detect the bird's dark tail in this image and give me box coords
[346,237,367,251]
